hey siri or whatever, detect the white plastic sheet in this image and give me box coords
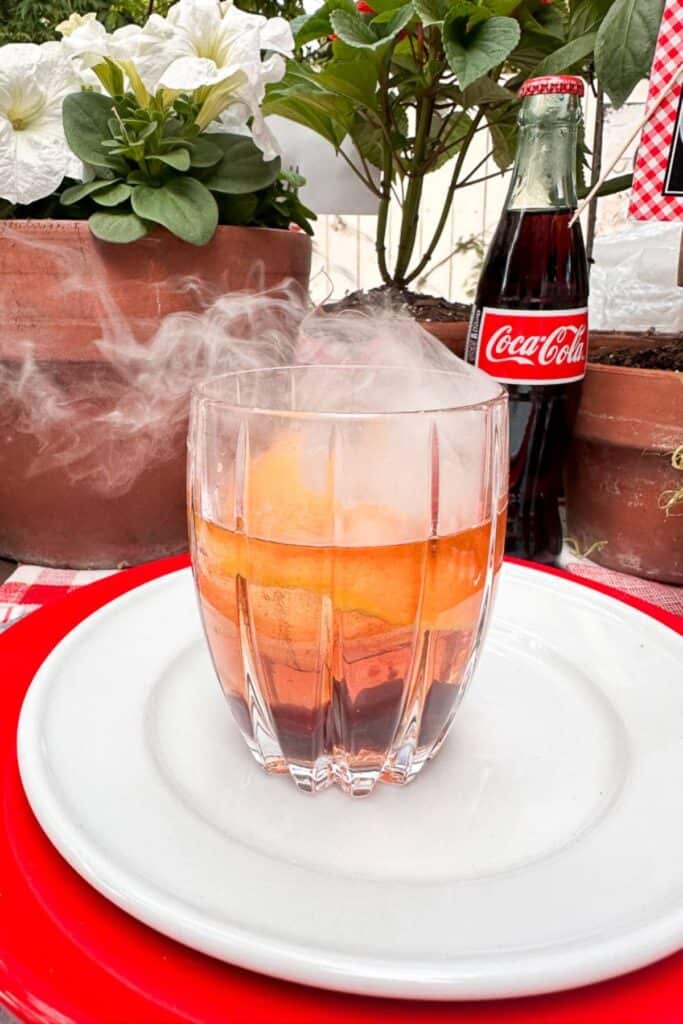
[590,221,683,332]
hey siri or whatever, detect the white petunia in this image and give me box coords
[158,55,246,92]
[56,12,98,37]
[0,43,83,206]
[58,14,110,69]
[149,0,292,153]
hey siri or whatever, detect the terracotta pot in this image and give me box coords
[0,220,311,568]
[565,331,683,584]
[419,318,468,358]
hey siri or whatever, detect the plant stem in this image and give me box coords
[146,0,155,16]
[402,109,483,287]
[376,46,397,285]
[392,91,433,284]
[338,145,381,197]
[586,87,604,268]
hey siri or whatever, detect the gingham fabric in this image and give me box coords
[558,548,683,618]
[629,0,683,220]
[0,565,116,634]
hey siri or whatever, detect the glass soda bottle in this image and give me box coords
[465,75,589,564]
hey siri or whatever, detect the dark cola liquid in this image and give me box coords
[468,209,588,564]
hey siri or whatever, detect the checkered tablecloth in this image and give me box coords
[0,565,117,634]
[1,554,681,634]
[629,0,683,221]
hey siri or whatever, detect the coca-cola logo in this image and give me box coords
[470,307,589,385]
[485,323,586,367]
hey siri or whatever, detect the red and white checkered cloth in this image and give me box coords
[0,565,116,634]
[629,0,683,220]
[1,555,681,633]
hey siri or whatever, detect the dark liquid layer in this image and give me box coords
[229,678,461,765]
[472,209,588,563]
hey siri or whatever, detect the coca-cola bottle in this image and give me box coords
[466,75,589,564]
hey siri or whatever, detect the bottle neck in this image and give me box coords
[505,93,581,212]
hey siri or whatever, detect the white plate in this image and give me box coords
[17,563,683,1001]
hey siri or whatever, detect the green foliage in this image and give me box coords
[54,89,302,243]
[594,0,665,108]
[0,0,303,45]
[269,0,661,286]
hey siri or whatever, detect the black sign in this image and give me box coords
[664,89,683,195]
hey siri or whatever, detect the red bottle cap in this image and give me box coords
[519,75,585,98]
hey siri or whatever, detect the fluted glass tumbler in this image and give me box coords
[189,365,508,796]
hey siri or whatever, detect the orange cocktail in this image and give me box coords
[189,364,507,795]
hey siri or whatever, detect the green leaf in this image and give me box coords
[367,0,409,11]
[265,68,353,146]
[156,148,191,171]
[60,178,121,206]
[481,0,520,13]
[429,111,474,171]
[202,134,281,194]
[131,178,218,245]
[350,116,385,168]
[594,0,664,107]
[462,77,515,107]
[89,211,150,243]
[93,183,133,207]
[216,193,259,226]
[486,105,518,169]
[377,3,415,38]
[330,5,413,47]
[293,0,356,45]
[93,57,125,97]
[330,10,379,45]
[316,58,379,109]
[189,138,223,168]
[531,31,595,76]
[569,0,616,39]
[265,88,348,148]
[62,92,123,171]
[524,5,566,39]
[443,13,521,90]
[413,0,448,25]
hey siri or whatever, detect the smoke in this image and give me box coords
[0,229,498,500]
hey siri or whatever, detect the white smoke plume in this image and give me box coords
[0,229,497,499]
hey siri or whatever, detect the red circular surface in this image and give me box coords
[1,555,682,1024]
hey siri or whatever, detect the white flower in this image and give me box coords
[56,11,98,37]
[150,0,292,155]
[0,43,83,206]
[58,13,110,69]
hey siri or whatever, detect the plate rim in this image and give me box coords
[15,558,683,1001]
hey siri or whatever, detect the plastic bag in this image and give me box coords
[589,221,683,332]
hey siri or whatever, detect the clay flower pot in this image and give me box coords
[565,332,683,584]
[419,319,468,357]
[0,220,311,568]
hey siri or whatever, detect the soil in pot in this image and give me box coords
[324,286,470,357]
[566,331,683,585]
[589,335,683,371]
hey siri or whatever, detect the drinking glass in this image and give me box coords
[188,365,507,796]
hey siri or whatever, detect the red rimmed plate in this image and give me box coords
[1,555,683,1023]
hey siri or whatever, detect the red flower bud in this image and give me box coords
[328,32,338,39]
[356,1,376,11]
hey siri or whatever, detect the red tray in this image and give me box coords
[1,554,682,1024]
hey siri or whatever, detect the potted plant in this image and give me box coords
[265,0,657,350]
[557,0,682,586]
[0,0,315,569]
